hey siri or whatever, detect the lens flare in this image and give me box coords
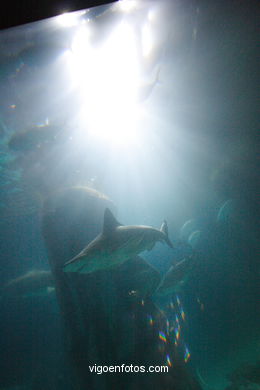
[174,327,180,345]
[184,345,191,363]
[166,319,170,334]
[166,354,172,367]
[159,331,167,343]
[180,307,185,321]
[148,315,154,326]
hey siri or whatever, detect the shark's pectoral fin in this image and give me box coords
[78,264,93,274]
[63,256,87,273]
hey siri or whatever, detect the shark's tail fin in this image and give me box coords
[160,220,174,248]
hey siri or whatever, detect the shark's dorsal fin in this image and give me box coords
[103,208,122,235]
[160,220,174,248]
[160,220,168,236]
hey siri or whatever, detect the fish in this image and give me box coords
[8,123,62,152]
[115,256,161,299]
[155,255,195,296]
[1,270,54,298]
[63,208,173,274]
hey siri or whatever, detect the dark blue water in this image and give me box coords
[0,1,259,389]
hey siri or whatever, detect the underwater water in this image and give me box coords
[0,1,259,389]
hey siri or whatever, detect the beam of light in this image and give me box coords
[68,25,92,74]
[142,23,154,57]
[159,331,167,343]
[66,21,144,148]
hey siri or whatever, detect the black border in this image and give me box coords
[1,0,116,30]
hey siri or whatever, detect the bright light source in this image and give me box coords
[67,21,143,148]
[57,10,85,27]
[118,0,138,13]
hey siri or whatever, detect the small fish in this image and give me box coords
[1,270,54,298]
[63,208,173,274]
[8,123,62,152]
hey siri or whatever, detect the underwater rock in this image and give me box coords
[41,186,115,389]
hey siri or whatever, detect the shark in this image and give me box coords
[63,208,173,274]
[155,255,195,296]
